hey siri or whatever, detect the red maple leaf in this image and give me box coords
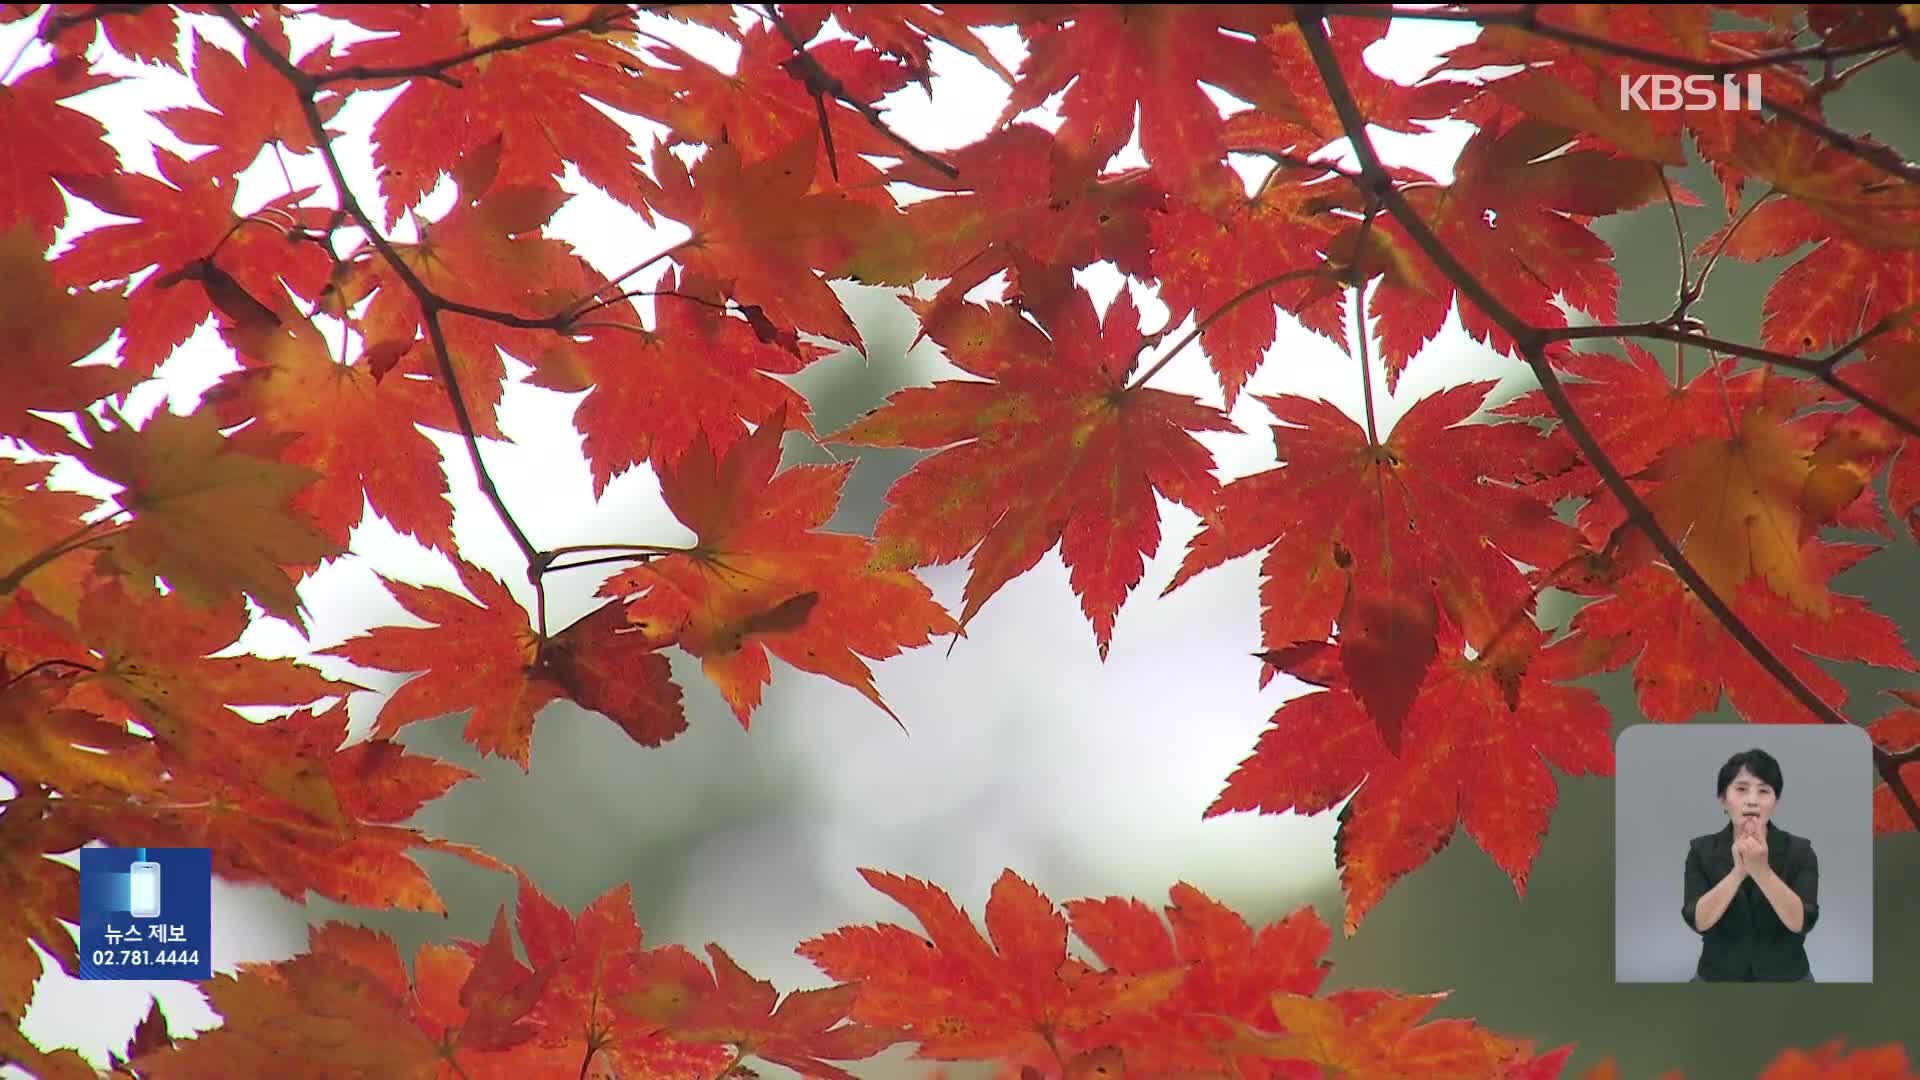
[1565,543,1918,725]
[54,147,332,373]
[1149,163,1349,405]
[1168,383,1580,750]
[885,124,1168,325]
[1063,883,1331,1076]
[834,285,1235,657]
[1364,116,1687,381]
[1209,623,1615,933]
[526,267,824,497]
[619,944,899,1079]
[157,20,343,177]
[0,57,119,244]
[998,6,1304,188]
[319,3,656,226]
[1868,692,1920,835]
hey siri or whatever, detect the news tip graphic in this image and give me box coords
[79,847,212,981]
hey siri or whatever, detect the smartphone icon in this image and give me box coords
[128,861,162,919]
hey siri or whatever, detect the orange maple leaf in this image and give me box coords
[1218,989,1567,1079]
[797,868,1182,1061]
[210,304,458,554]
[0,223,132,452]
[599,414,958,726]
[71,404,340,630]
[618,944,900,1078]
[635,133,917,348]
[328,559,687,767]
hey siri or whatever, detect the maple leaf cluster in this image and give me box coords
[4,2,1920,1076]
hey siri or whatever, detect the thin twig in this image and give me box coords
[758,4,959,180]
[2,658,99,690]
[1675,191,1775,324]
[1290,5,1920,831]
[1655,169,1690,348]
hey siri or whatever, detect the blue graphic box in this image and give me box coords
[79,847,212,981]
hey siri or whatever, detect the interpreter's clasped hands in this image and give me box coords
[1733,817,1770,878]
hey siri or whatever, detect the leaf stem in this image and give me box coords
[567,239,695,320]
[1353,281,1380,449]
[0,516,127,596]
[1127,267,1330,392]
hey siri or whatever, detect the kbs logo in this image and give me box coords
[1618,73,1764,111]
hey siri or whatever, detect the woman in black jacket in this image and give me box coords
[1682,748,1821,982]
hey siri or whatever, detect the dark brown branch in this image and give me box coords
[1545,323,1920,440]
[312,6,639,86]
[40,3,152,40]
[214,6,541,569]
[1756,94,1920,184]
[1318,4,1920,73]
[1319,4,1920,185]
[1291,5,1920,831]
[759,4,960,180]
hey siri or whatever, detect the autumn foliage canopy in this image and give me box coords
[4,2,1920,1077]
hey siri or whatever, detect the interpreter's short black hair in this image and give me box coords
[1717,748,1784,799]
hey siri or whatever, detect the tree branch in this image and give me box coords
[217,5,542,569]
[758,4,960,180]
[1318,4,1920,75]
[1546,323,1920,440]
[1290,5,1920,831]
[313,6,638,86]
